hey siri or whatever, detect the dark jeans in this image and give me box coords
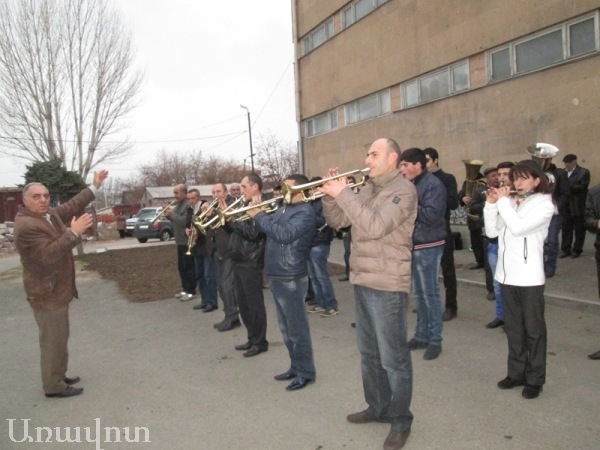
[233,262,268,349]
[483,238,494,293]
[215,253,238,323]
[561,213,586,255]
[307,244,338,311]
[270,276,316,380]
[441,224,457,311]
[177,245,196,294]
[354,285,413,432]
[194,254,217,308]
[544,214,561,274]
[500,284,547,386]
[470,227,485,267]
[342,229,351,276]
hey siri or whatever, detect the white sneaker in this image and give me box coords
[307,305,325,313]
[174,291,186,299]
[320,309,339,318]
[180,293,194,302]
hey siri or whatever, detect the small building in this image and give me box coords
[139,185,214,207]
[0,188,23,223]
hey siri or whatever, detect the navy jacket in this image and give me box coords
[310,198,334,247]
[412,171,448,247]
[254,201,316,280]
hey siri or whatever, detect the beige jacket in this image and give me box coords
[322,169,417,292]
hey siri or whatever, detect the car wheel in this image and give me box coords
[137,238,148,243]
[159,229,172,241]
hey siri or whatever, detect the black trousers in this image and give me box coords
[483,239,494,293]
[177,245,196,294]
[561,213,586,255]
[469,227,485,267]
[232,262,268,350]
[500,284,547,386]
[441,224,457,311]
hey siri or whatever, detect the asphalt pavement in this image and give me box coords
[1,230,599,449]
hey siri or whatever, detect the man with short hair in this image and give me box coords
[250,174,317,391]
[208,183,240,331]
[400,147,447,362]
[229,183,241,198]
[226,173,269,357]
[321,138,417,450]
[14,171,108,398]
[560,154,590,258]
[165,184,195,301]
[187,189,218,312]
[423,147,459,322]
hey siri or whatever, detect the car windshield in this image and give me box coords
[137,212,158,222]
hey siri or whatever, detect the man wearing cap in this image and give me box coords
[560,154,590,258]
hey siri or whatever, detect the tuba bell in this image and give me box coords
[527,143,559,172]
[462,159,486,198]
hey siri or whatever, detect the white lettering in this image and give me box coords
[85,418,104,450]
[124,427,151,443]
[104,426,121,442]
[35,426,53,443]
[7,419,33,443]
[54,426,81,443]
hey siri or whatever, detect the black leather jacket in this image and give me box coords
[226,199,266,266]
[584,184,600,254]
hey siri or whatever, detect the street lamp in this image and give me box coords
[240,104,255,173]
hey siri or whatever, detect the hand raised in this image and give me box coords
[70,213,94,235]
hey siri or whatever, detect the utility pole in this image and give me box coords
[240,105,255,173]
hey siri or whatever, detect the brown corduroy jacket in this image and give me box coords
[14,188,95,311]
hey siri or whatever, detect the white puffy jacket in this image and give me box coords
[484,193,554,286]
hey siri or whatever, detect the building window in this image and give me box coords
[489,13,599,82]
[346,90,391,125]
[306,110,338,137]
[401,61,469,108]
[302,18,334,55]
[343,0,388,29]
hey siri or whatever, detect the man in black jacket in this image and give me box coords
[226,173,268,357]
[561,154,591,258]
[584,183,600,360]
[424,148,459,321]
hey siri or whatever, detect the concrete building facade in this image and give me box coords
[292,0,600,183]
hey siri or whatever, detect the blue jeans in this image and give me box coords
[487,242,504,321]
[307,244,338,311]
[544,214,561,274]
[195,254,217,307]
[412,245,444,346]
[269,277,316,380]
[354,285,413,432]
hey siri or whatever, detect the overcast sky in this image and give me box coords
[0,0,297,187]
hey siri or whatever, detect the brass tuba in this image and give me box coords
[462,159,486,198]
[527,143,559,172]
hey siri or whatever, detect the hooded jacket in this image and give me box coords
[484,193,554,286]
[14,188,95,311]
[322,169,417,293]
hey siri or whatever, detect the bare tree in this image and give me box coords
[255,131,299,188]
[0,0,143,179]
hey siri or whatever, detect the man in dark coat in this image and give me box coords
[14,170,108,398]
[560,153,590,258]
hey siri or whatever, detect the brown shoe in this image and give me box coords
[384,428,411,450]
[346,409,390,424]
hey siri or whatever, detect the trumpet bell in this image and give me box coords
[527,143,559,171]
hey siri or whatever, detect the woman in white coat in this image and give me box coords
[484,161,554,399]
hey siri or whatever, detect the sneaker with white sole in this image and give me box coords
[180,293,194,302]
[174,291,186,299]
[320,309,339,317]
[307,305,325,313]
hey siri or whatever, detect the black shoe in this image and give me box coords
[274,370,296,381]
[64,376,80,385]
[545,271,555,278]
[497,376,524,389]
[442,309,456,321]
[286,376,313,391]
[423,345,441,360]
[469,263,484,270]
[384,428,411,450]
[571,253,581,259]
[486,291,496,301]
[486,318,504,329]
[558,252,571,259]
[202,305,217,313]
[407,338,428,350]
[243,345,267,357]
[522,384,543,399]
[235,342,252,351]
[351,322,356,328]
[588,350,600,360]
[45,386,84,398]
[218,320,241,332]
[193,303,207,310]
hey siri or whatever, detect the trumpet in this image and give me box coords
[280,168,370,203]
[186,199,219,255]
[151,200,177,224]
[223,197,282,222]
[195,196,244,234]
